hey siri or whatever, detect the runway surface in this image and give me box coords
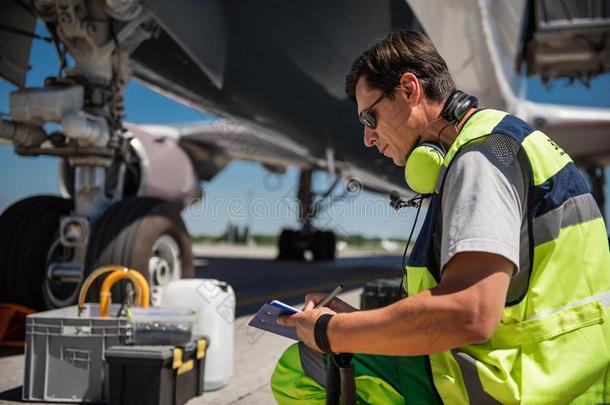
[0,244,403,404]
[193,244,403,316]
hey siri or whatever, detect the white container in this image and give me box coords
[161,279,235,391]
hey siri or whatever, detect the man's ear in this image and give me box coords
[399,72,419,105]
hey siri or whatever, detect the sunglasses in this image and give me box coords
[358,93,386,129]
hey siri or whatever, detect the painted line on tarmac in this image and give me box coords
[236,271,398,308]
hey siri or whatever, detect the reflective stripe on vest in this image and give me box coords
[451,350,501,404]
[491,291,609,347]
[532,193,602,246]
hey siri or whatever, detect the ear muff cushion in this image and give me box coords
[405,144,444,194]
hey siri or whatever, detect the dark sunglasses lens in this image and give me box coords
[359,111,376,128]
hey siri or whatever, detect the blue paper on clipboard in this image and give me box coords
[248,301,301,340]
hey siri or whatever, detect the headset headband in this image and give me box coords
[440,90,478,123]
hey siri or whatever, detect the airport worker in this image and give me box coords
[271,30,610,404]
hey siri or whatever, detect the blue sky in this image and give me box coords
[1,24,609,239]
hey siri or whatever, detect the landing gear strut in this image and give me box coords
[0,1,193,309]
[277,169,337,261]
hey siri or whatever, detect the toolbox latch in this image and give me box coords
[196,339,207,360]
[172,347,183,369]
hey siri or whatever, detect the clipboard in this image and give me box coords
[248,300,301,340]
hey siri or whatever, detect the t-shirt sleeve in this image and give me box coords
[440,136,526,274]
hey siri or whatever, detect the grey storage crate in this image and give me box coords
[23,304,130,403]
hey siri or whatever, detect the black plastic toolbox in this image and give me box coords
[105,338,207,405]
[360,277,404,310]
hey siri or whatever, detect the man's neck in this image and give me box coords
[421,106,477,151]
[420,103,454,150]
[456,107,477,133]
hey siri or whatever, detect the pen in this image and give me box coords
[315,285,343,309]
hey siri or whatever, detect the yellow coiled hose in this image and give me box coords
[77,265,150,317]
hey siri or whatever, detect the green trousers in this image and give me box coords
[271,343,442,404]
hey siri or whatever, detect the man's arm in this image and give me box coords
[279,139,524,353]
[280,251,512,355]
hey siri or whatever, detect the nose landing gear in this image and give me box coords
[277,169,340,261]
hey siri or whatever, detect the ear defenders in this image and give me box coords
[440,90,478,122]
[405,142,445,195]
[404,90,478,195]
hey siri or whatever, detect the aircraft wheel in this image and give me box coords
[312,230,336,261]
[277,229,305,260]
[84,197,193,306]
[0,196,73,309]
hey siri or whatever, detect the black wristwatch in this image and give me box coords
[314,313,334,353]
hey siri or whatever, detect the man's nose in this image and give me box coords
[363,127,377,147]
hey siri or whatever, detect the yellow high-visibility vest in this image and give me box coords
[406,109,610,404]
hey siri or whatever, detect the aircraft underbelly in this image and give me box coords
[131,0,422,190]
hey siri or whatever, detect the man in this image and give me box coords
[271,30,610,404]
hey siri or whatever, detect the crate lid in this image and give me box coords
[105,341,199,360]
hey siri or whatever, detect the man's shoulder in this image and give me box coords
[471,109,535,142]
[453,134,522,171]
[443,134,528,207]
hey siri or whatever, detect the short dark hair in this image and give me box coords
[345,30,455,104]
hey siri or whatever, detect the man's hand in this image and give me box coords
[277,301,336,352]
[304,293,358,313]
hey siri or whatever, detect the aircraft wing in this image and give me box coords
[126,0,422,195]
[136,120,410,195]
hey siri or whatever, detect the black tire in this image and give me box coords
[84,197,193,305]
[312,231,336,261]
[277,229,304,260]
[0,196,73,309]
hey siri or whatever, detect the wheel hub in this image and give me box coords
[150,257,172,285]
[149,234,182,306]
[43,237,83,308]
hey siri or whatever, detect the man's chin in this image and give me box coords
[391,155,407,166]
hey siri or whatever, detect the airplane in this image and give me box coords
[0,0,609,310]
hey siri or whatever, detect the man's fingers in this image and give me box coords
[304,300,315,311]
[305,293,327,307]
[277,314,296,326]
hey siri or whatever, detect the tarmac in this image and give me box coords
[0,244,403,404]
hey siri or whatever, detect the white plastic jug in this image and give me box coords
[161,279,235,391]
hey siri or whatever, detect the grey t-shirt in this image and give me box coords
[440,135,527,274]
